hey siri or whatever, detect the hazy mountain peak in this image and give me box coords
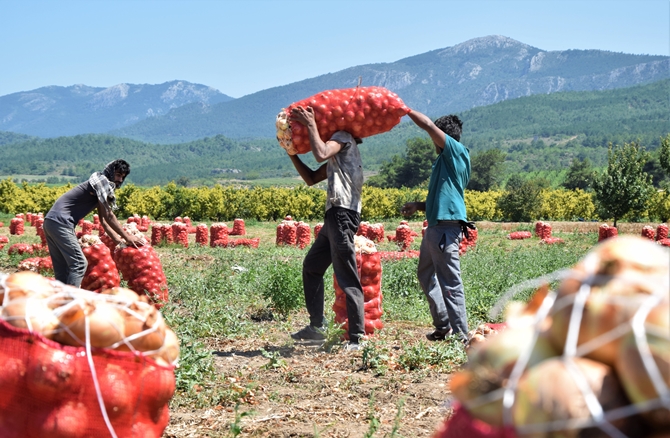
[441,35,535,56]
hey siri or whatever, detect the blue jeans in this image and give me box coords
[43,218,88,287]
[417,223,469,340]
[302,207,365,343]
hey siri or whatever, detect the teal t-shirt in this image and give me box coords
[425,134,471,227]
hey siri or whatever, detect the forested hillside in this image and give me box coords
[0,79,667,186]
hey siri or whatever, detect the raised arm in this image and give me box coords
[408,109,446,151]
[290,106,342,162]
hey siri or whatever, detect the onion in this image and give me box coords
[118,301,166,353]
[53,300,125,348]
[138,365,176,423]
[615,298,670,429]
[151,327,180,365]
[450,327,558,426]
[25,342,81,403]
[31,401,89,438]
[97,363,136,419]
[100,286,142,303]
[1,271,54,304]
[1,296,59,337]
[548,236,669,366]
[513,357,639,438]
[0,353,25,410]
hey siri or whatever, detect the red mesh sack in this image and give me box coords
[0,235,8,246]
[333,237,383,339]
[378,250,420,261]
[658,238,670,247]
[606,226,618,239]
[151,224,163,246]
[171,223,188,248]
[35,217,46,245]
[140,215,151,232]
[79,235,121,292]
[9,218,24,236]
[314,223,323,240]
[195,224,208,246]
[17,256,54,276]
[641,226,655,241]
[8,243,33,255]
[296,222,311,249]
[367,223,385,243]
[431,403,517,438]
[173,216,182,223]
[395,221,415,251]
[507,231,532,240]
[81,220,94,235]
[161,225,174,245]
[99,234,117,253]
[230,218,246,236]
[656,224,668,241]
[282,221,297,246]
[227,238,260,248]
[0,286,175,438]
[466,228,478,247]
[113,240,168,308]
[422,220,428,238]
[598,224,610,242]
[356,221,369,237]
[26,212,33,225]
[540,237,565,245]
[276,86,410,155]
[459,238,468,255]
[210,223,228,247]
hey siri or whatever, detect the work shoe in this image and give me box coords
[343,342,362,352]
[426,328,453,341]
[291,325,326,341]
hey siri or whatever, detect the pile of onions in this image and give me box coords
[444,236,669,437]
[0,271,179,366]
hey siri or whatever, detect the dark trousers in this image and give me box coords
[42,218,88,287]
[302,207,365,342]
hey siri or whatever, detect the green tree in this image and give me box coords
[592,142,654,227]
[468,148,506,191]
[366,138,436,188]
[496,175,543,222]
[562,158,595,191]
[659,133,670,175]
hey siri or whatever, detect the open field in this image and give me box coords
[0,219,665,437]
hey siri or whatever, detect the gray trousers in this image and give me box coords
[417,223,469,340]
[43,218,88,287]
[302,207,365,343]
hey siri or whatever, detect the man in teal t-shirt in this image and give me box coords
[401,110,471,343]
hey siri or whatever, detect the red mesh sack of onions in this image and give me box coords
[9,217,24,235]
[112,225,168,308]
[195,224,208,246]
[210,223,228,247]
[18,256,53,276]
[641,225,656,241]
[656,223,668,241]
[314,223,323,240]
[296,222,311,249]
[0,235,8,250]
[507,231,531,240]
[226,237,260,248]
[35,217,46,245]
[79,235,120,292]
[171,222,188,248]
[8,243,34,256]
[0,272,179,437]
[333,235,383,339]
[395,221,416,251]
[230,218,246,236]
[446,236,669,437]
[276,86,410,155]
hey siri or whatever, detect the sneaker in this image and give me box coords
[343,342,361,352]
[291,325,326,342]
[426,328,453,341]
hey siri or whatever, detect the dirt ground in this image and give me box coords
[164,322,458,438]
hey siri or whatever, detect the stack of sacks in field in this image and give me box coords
[150,224,172,246]
[656,224,670,247]
[534,221,552,239]
[210,223,229,247]
[112,224,168,308]
[171,222,188,248]
[434,236,669,438]
[79,234,120,292]
[641,226,655,241]
[230,219,246,236]
[333,235,383,338]
[0,272,179,437]
[276,216,297,246]
[357,221,384,243]
[9,217,24,236]
[392,221,417,251]
[295,222,311,249]
[314,223,323,240]
[18,257,54,276]
[598,223,618,242]
[276,86,410,155]
[195,224,208,246]
[182,217,196,234]
[8,243,33,256]
[507,231,532,240]
[35,217,46,245]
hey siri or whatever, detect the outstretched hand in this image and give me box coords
[290,105,316,127]
[400,202,419,217]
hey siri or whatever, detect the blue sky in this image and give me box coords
[1,0,668,98]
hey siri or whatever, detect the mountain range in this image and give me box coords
[1,35,668,143]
